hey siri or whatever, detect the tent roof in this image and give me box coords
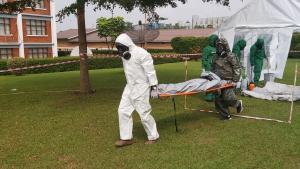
[219,0,300,32]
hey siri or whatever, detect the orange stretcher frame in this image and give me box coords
[158,83,235,132]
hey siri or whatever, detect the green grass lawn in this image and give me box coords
[0,59,300,169]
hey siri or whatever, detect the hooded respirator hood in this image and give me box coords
[115,33,135,60]
[216,38,231,57]
[255,39,264,50]
[208,35,219,48]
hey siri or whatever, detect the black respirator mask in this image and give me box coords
[216,43,226,57]
[116,43,131,60]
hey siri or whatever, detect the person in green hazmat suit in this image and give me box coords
[233,39,247,90]
[250,39,267,86]
[202,35,219,71]
[202,34,219,101]
[232,39,247,63]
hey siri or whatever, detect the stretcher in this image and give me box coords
[159,83,235,132]
[159,60,296,132]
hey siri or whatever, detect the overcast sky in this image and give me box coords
[55,0,251,32]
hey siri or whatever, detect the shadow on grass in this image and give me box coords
[131,107,219,140]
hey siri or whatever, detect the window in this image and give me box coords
[0,18,10,35]
[0,48,12,59]
[26,20,46,35]
[0,0,7,4]
[33,0,45,9]
[25,0,45,9]
[28,48,48,59]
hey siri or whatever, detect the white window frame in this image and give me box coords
[26,19,47,36]
[28,48,48,59]
[0,17,10,35]
[25,0,46,10]
[0,48,12,59]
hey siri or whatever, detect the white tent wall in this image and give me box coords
[217,0,300,80]
[232,28,294,80]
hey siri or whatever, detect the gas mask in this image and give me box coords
[216,43,226,57]
[116,42,131,60]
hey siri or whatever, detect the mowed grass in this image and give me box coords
[0,59,300,169]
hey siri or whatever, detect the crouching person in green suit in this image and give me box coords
[202,34,219,101]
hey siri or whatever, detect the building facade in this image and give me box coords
[0,0,57,59]
[192,15,228,29]
[57,28,216,51]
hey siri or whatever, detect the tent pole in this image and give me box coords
[288,63,297,124]
[232,115,288,123]
[184,59,188,109]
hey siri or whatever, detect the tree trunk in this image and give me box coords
[77,1,93,94]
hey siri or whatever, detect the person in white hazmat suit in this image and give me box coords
[115,33,160,147]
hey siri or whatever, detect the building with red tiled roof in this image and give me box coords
[0,0,57,59]
[57,28,215,51]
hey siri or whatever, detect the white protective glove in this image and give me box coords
[150,85,159,99]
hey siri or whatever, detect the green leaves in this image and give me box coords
[0,0,42,14]
[96,16,126,50]
[171,37,209,54]
[202,0,230,6]
[56,0,187,21]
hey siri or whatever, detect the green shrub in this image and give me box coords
[58,50,71,57]
[0,60,7,70]
[7,58,28,76]
[92,49,175,55]
[147,49,174,54]
[291,33,300,50]
[0,56,181,76]
[171,37,209,54]
[92,49,118,55]
[289,51,300,58]
[294,43,300,51]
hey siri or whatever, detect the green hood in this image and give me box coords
[208,35,219,47]
[237,40,247,50]
[255,39,264,49]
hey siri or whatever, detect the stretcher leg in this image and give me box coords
[172,97,179,132]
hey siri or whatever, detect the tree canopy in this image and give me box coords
[96,16,126,50]
[0,0,234,17]
[56,0,188,21]
[0,0,42,13]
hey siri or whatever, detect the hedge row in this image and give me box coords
[58,49,175,57]
[288,51,300,58]
[0,57,181,76]
[170,33,300,54]
[171,37,209,54]
[147,49,174,54]
[291,33,300,51]
[57,51,72,57]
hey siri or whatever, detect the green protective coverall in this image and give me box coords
[233,40,247,80]
[250,39,266,85]
[202,35,219,71]
[232,39,247,62]
[202,34,218,102]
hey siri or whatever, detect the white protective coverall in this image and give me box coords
[115,33,159,141]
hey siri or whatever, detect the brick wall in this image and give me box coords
[12,48,19,58]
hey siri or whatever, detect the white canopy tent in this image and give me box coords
[217,0,300,80]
